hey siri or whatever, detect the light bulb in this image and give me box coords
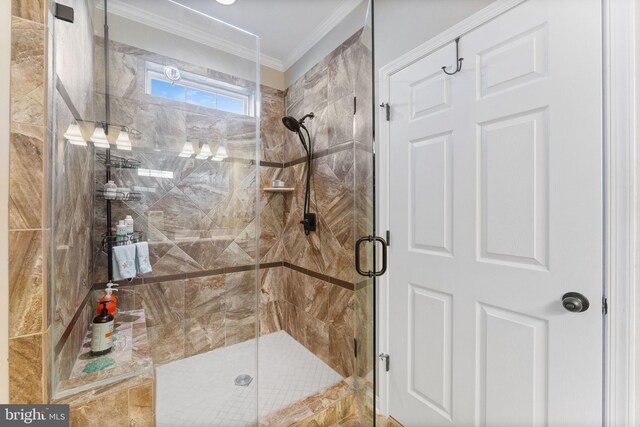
[64,124,87,146]
[216,0,236,5]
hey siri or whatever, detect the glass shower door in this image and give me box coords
[49,1,261,425]
[353,1,378,425]
[117,2,262,425]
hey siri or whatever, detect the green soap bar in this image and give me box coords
[83,357,115,373]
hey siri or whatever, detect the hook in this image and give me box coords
[442,37,464,76]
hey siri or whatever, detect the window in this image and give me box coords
[145,61,254,116]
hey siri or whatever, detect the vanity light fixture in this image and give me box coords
[197,143,213,159]
[116,128,132,151]
[179,141,195,158]
[90,126,110,148]
[211,143,228,161]
[216,0,236,5]
[64,124,87,146]
[213,145,228,160]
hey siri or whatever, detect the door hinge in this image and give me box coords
[354,338,358,358]
[386,230,390,246]
[353,96,357,115]
[54,3,74,23]
[380,102,390,121]
[379,353,390,372]
[602,296,608,315]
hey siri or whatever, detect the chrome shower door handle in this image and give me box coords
[355,235,388,277]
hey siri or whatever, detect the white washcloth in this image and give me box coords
[112,244,137,280]
[135,242,152,275]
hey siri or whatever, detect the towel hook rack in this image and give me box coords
[441,37,464,75]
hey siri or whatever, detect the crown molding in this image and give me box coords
[282,0,364,70]
[99,0,285,71]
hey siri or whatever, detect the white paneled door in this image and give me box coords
[387,0,602,425]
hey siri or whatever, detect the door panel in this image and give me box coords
[479,109,548,268]
[408,285,453,420]
[409,133,453,255]
[477,304,548,426]
[388,0,602,425]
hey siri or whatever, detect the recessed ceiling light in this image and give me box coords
[216,0,236,5]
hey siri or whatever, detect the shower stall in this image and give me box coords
[48,0,377,425]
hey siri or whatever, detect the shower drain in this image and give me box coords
[234,374,253,387]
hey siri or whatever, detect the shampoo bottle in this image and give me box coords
[116,220,127,243]
[91,301,115,356]
[104,180,117,200]
[124,215,134,236]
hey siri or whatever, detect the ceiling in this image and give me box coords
[103,0,365,72]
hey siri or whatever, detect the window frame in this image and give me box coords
[144,61,255,117]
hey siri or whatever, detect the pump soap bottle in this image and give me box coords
[91,301,115,356]
[97,282,118,316]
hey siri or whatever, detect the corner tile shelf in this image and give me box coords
[54,309,153,400]
[263,187,295,193]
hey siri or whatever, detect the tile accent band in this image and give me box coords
[56,75,83,122]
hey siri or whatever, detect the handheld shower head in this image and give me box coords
[282,112,315,134]
[282,116,301,133]
[280,112,317,234]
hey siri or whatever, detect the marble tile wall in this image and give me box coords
[281,268,354,378]
[260,378,355,426]
[54,374,155,427]
[91,39,285,284]
[84,38,286,368]
[8,0,49,404]
[278,30,372,384]
[92,268,284,366]
[282,30,364,284]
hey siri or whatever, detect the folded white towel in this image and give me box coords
[135,242,152,275]
[112,244,137,281]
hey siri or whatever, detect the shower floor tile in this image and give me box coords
[156,331,343,427]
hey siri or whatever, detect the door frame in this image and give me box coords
[376,0,637,424]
